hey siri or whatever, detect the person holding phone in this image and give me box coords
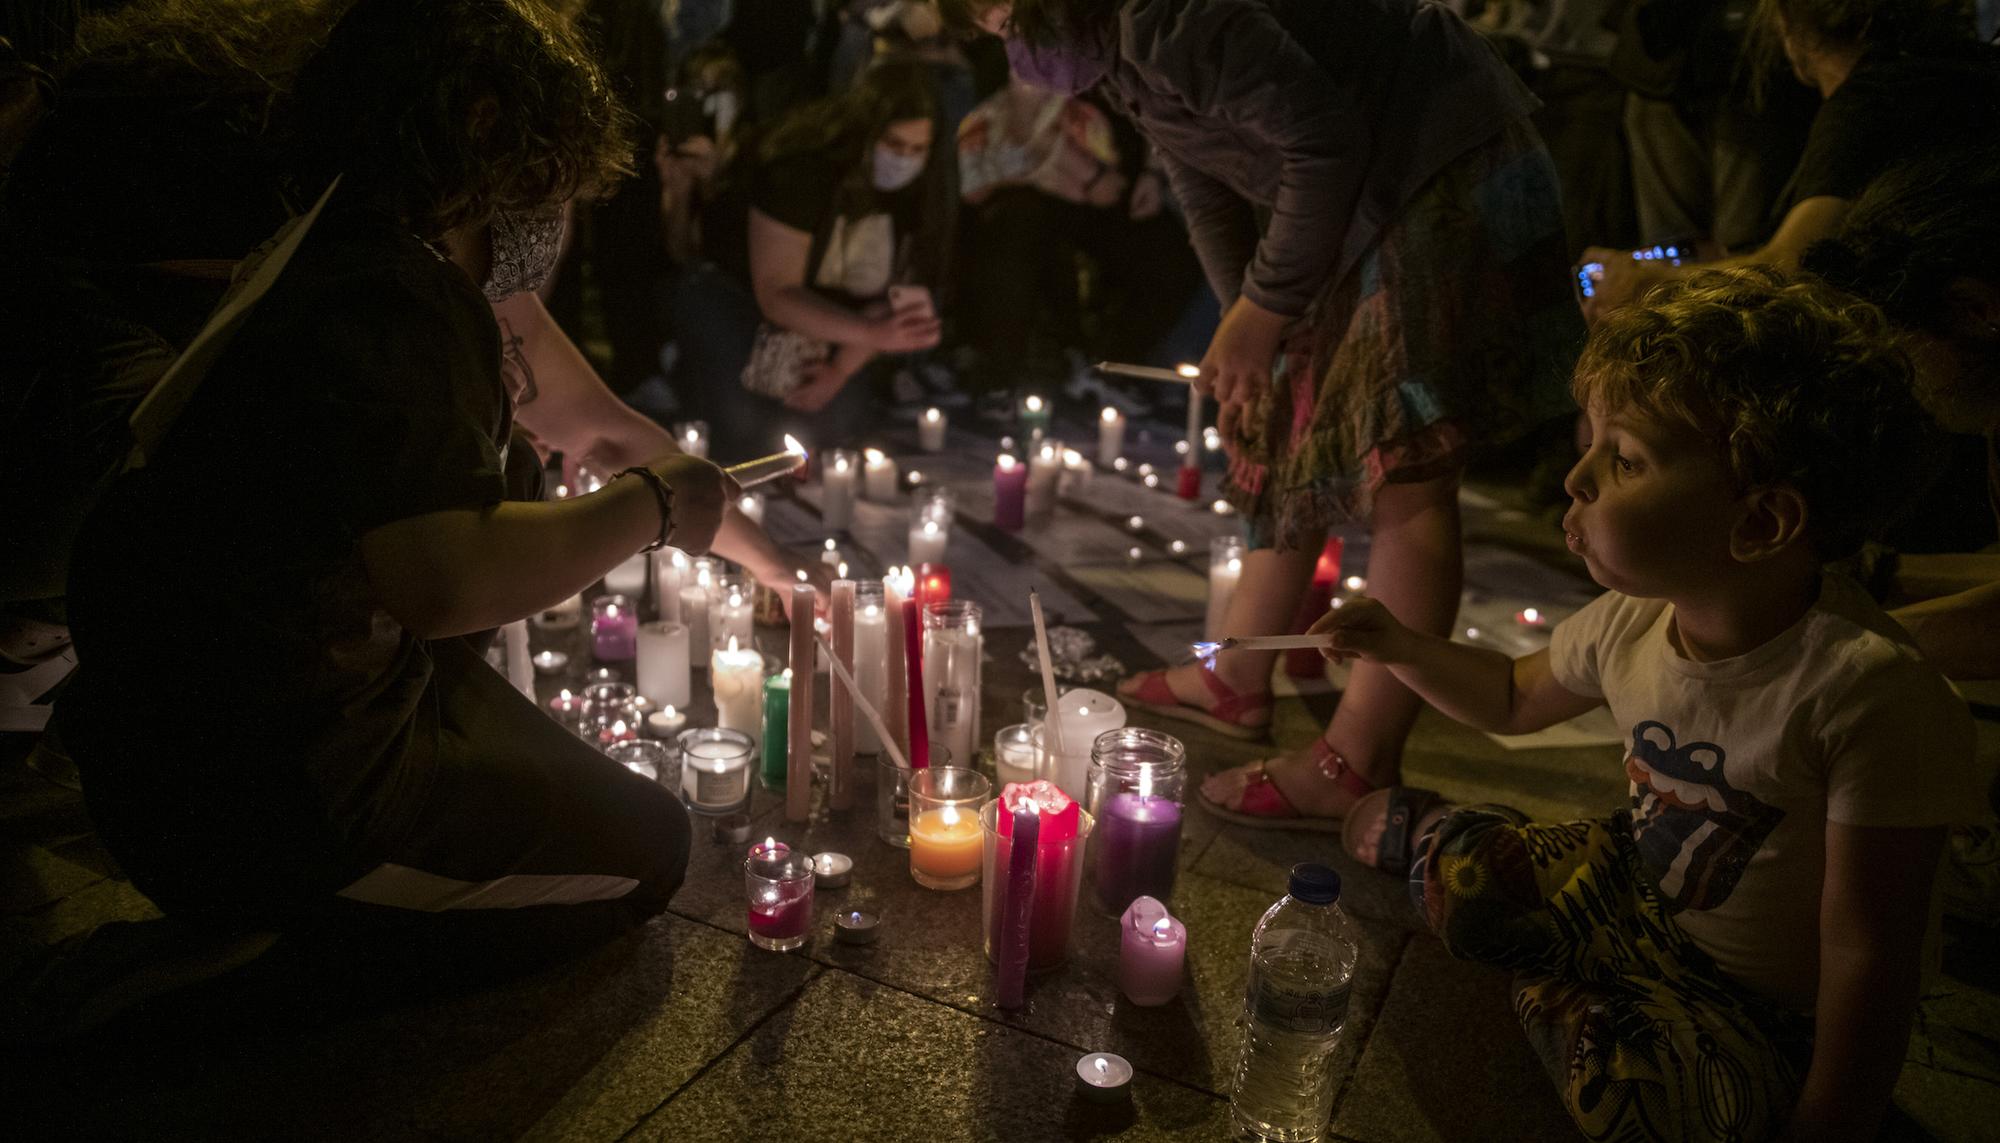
[949,0,1583,830]
[672,57,956,457]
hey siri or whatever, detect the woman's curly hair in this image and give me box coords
[1573,267,1936,559]
[290,0,632,242]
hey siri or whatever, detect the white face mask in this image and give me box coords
[482,206,565,301]
[872,143,926,192]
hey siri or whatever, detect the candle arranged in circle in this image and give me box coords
[823,448,858,531]
[862,447,899,501]
[744,838,814,952]
[1097,406,1126,467]
[918,406,948,452]
[1024,442,1062,524]
[710,638,765,746]
[993,453,1028,532]
[1020,393,1051,439]
[1095,788,1183,913]
[908,518,948,567]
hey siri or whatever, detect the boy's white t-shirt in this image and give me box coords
[1547,573,1977,1012]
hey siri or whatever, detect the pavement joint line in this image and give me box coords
[618,962,828,1141]
[1324,928,1415,1116]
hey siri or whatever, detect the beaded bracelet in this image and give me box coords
[619,466,676,551]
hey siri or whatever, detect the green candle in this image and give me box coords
[761,669,792,790]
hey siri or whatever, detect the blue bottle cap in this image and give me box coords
[1287,863,1342,905]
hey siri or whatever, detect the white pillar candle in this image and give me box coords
[636,620,691,710]
[862,448,899,502]
[710,640,765,745]
[823,448,859,531]
[1097,406,1126,467]
[918,407,948,452]
[652,547,687,623]
[1034,688,1127,802]
[1206,536,1246,641]
[921,602,983,774]
[1059,447,1091,497]
[852,584,889,754]
[735,491,766,526]
[604,553,648,597]
[908,518,949,566]
[680,561,715,661]
[1024,441,1063,525]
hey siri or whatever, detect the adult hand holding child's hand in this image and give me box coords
[1308,596,1412,665]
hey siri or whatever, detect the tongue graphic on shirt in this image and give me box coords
[1624,721,1784,912]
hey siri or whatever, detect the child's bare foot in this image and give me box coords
[1341,787,1451,872]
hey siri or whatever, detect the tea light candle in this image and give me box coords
[835,908,880,944]
[591,595,639,661]
[1020,394,1051,439]
[711,639,765,744]
[1206,536,1245,641]
[993,724,1039,787]
[993,453,1028,532]
[645,704,688,739]
[596,717,639,747]
[1075,1053,1133,1103]
[908,518,948,566]
[674,420,709,458]
[735,491,766,525]
[604,554,648,597]
[636,620,691,710]
[714,812,754,844]
[918,406,948,452]
[532,649,569,676]
[1516,606,1550,631]
[1097,406,1126,466]
[909,803,983,886]
[811,852,852,888]
[862,448,899,501]
[1024,442,1062,525]
[1117,897,1186,1006]
[1211,499,1235,515]
[761,669,791,791]
[547,687,583,722]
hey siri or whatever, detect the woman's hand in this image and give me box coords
[1201,294,1288,440]
[869,305,943,354]
[649,452,735,554]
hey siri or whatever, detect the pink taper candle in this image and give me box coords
[883,568,912,766]
[829,579,857,810]
[787,583,815,821]
[904,587,930,770]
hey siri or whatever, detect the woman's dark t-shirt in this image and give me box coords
[1786,46,2000,209]
[708,151,915,307]
[63,203,509,877]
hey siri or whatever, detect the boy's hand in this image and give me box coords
[1308,595,1412,665]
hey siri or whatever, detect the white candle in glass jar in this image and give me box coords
[710,640,765,746]
[862,448,899,502]
[921,602,983,773]
[1097,406,1126,467]
[852,593,889,754]
[636,620,691,710]
[823,449,859,531]
[918,407,948,452]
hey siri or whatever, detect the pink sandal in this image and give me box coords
[1119,664,1272,740]
[1196,738,1377,834]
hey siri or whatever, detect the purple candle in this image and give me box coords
[995,799,1041,1009]
[591,594,639,660]
[748,893,813,943]
[1095,793,1182,913]
[744,838,815,951]
[993,454,1028,532]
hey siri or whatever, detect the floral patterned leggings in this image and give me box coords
[1415,808,1814,1142]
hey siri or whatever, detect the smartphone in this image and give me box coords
[1574,243,1693,302]
[888,284,935,321]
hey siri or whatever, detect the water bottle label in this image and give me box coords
[1247,964,1349,1035]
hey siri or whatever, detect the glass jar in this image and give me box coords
[1085,727,1187,915]
[678,727,754,814]
[921,601,983,776]
[579,681,639,745]
[607,738,679,791]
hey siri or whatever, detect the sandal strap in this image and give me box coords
[1196,662,1272,720]
[1308,739,1377,801]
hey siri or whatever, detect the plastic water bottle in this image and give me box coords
[1227,863,1358,1142]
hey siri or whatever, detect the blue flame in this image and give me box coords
[1191,640,1224,669]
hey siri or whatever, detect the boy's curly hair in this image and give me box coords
[1573,267,1934,559]
[290,0,631,242]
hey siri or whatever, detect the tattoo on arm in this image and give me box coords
[497,317,539,407]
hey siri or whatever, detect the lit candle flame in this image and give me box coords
[728,591,743,607]
[1227,557,1241,573]
[925,407,941,423]
[1176,363,1201,378]
[824,538,838,551]
[1153,916,1173,940]
[726,635,740,653]
[998,454,1017,470]
[782,434,806,457]
[796,568,808,583]
[922,521,939,536]
[606,604,620,618]
[837,561,849,578]
[1191,641,1223,669]
[834,455,850,472]
[739,495,757,512]
[1094,1057,1109,1076]
[1039,444,1056,461]
[1025,395,1044,412]
[782,667,792,681]
[1101,406,1119,423]
[865,447,886,464]
[1521,607,1542,624]
[664,704,677,717]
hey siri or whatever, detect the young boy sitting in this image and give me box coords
[1315,268,1977,1142]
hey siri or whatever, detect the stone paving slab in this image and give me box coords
[632,968,1237,1142]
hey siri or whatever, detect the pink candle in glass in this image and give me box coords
[993,454,1028,532]
[745,839,815,950]
[591,594,639,660]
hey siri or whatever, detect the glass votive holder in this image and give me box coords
[607,738,679,791]
[908,766,992,890]
[708,573,754,653]
[875,745,950,849]
[591,594,639,661]
[580,681,638,742]
[980,799,1095,971]
[993,723,1040,787]
[678,727,754,815]
[912,485,956,527]
[1085,727,1187,915]
[744,839,814,952]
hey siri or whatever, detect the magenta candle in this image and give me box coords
[903,591,930,769]
[744,838,815,952]
[1117,895,1187,1006]
[995,799,1040,1009]
[1094,792,1183,913]
[591,594,639,660]
[993,454,1028,532]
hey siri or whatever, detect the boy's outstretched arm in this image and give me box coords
[1311,598,1600,735]
[1779,822,1944,1143]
